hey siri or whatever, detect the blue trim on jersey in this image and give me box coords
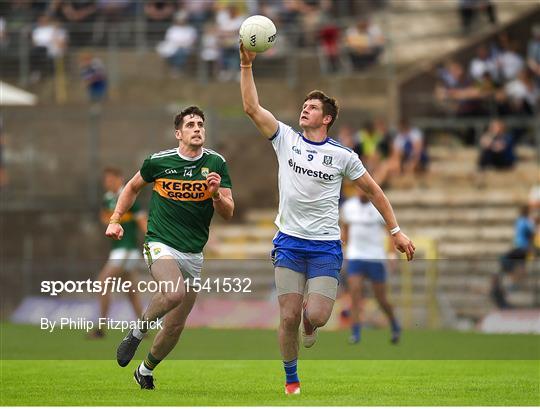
[293,129,329,146]
[271,231,343,279]
[328,138,353,152]
[347,260,387,283]
[268,125,280,141]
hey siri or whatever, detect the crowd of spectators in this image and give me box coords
[335,118,428,190]
[435,28,540,118]
[0,0,387,82]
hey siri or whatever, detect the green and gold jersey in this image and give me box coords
[140,147,232,253]
[103,188,143,250]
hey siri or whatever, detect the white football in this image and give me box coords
[239,15,277,53]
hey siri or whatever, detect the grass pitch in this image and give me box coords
[1,324,539,406]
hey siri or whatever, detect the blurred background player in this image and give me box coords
[240,43,415,395]
[491,204,537,308]
[341,187,401,345]
[90,167,147,339]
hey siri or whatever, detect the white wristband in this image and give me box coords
[390,226,401,235]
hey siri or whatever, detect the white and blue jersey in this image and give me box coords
[270,121,367,279]
[341,197,388,282]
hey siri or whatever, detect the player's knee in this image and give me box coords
[305,307,331,328]
[376,296,390,309]
[281,310,301,331]
[163,290,184,309]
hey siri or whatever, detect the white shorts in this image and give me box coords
[143,241,203,279]
[108,248,141,271]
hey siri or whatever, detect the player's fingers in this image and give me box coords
[407,244,414,261]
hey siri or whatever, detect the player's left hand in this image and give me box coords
[206,172,221,195]
[392,232,415,261]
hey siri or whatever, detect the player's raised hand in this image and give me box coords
[106,223,124,241]
[239,42,257,65]
[392,232,416,261]
[206,172,221,195]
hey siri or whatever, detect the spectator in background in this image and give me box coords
[435,60,489,116]
[216,4,245,81]
[318,19,341,73]
[156,11,197,77]
[497,40,524,82]
[278,0,302,47]
[477,119,515,171]
[200,23,220,80]
[298,0,325,47]
[184,0,214,34]
[388,118,428,175]
[337,125,362,157]
[527,24,540,82]
[336,125,362,203]
[498,69,539,116]
[469,44,499,84]
[32,14,68,58]
[529,174,540,217]
[93,0,133,43]
[31,15,68,81]
[61,0,98,23]
[344,17,384,70]
[0,17,6,49]
[61,0,98,46]
[144,0,176,42]
[373,117,394,160]
[357,120,382,171]
[458,0,497,34]
[79,52,107,103]
[491,205,536,308]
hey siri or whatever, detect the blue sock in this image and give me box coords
[283,359,299,384]
[352,323,361,340]
[391,319,400,332]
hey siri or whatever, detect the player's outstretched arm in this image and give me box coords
[105,171,148,240]
[355,172,416,261]
[239,43,278,138]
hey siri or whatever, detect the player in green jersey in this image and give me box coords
[90,167,147,339]
[106,106,234,389]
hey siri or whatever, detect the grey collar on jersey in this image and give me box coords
[177,147,203,161]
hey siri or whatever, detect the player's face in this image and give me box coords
[176,115,206,148]
[299,99,328,130]
[103,173,122,192]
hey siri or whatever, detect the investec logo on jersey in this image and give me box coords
[154,178,211,201]
[288,159,335,180]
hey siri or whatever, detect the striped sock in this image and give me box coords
[283,359,299,384]
[141,352,161,374]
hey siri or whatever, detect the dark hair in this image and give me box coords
[303,90,339,130]
[174,106,205,130]
[103,167,123,177]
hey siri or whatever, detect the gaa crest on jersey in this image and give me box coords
[201,167,209,177]
[323,155,333,166]
[153,247,161,256]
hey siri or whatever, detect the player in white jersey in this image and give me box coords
[239,44,415,395]
[341,188,401,345]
